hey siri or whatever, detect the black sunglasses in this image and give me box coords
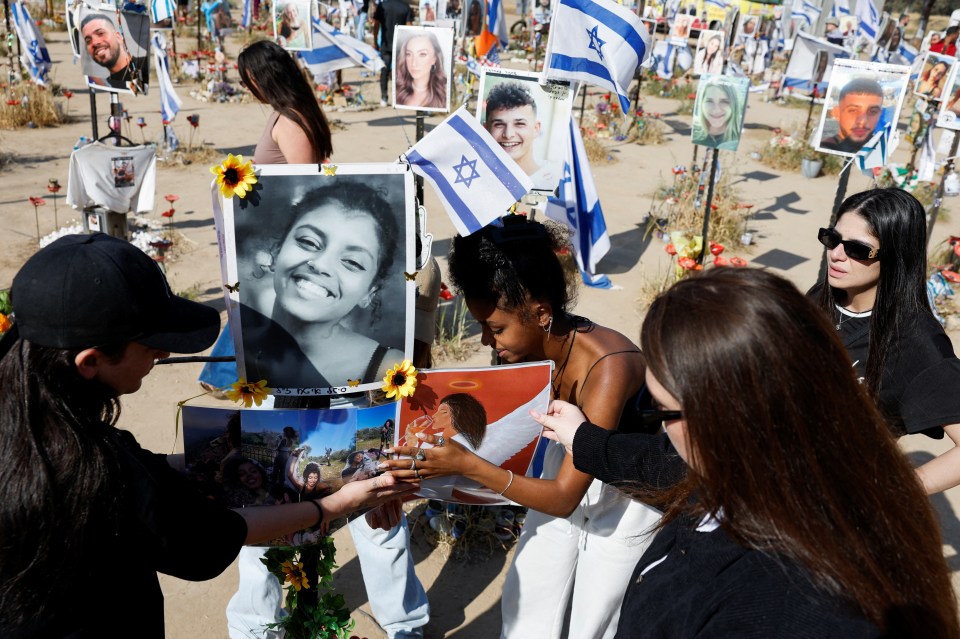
[639,409,683,429]
[817,227,879,260]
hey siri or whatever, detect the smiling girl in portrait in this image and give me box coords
[241,182,403,389]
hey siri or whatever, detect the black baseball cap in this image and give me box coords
[10,233,220,353]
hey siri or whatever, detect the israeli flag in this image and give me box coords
[856,124,889,174]
[542,0,652,115]
[545,119,613,289]
[704,0,726,10]
[241,0,253,28]
[299,17,384,78]
[487,0,509,47]
[856,0,879,40]
[831,0,850,16]
[152,33,182,124]
[11,1,51,85]
[792,0,821,28]
[405,106,534,236]
[151,0,176,24]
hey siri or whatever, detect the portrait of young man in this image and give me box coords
[818,76,885,155]
[79,10,150,94]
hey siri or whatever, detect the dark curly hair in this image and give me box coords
[448,217,574,320]
[484,82,537,122]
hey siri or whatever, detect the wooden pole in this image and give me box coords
[696,148,719,264]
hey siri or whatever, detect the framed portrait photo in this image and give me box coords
[215,164,416,396]
[670,13,694,44]
[814,58,911,158]
[693,29,725,76]
[914,52,955,101]
[936,63,960,130]
[476,68,575,193]
[691,74,749,151]
[274,0,313,51]
[78,6,150,95]
[392,26,455,113]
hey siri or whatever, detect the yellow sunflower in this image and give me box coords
[225,378,271,407]
[210,154,258,199]
[280,560,310,592]
[382,360,418,399]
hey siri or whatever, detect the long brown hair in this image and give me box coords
[238,40,333,162]
[642,267,958,635]
[394,31,448,109]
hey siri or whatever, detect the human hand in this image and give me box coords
[377,433,470,482]
[530,400,587,457]
[366,498,403,530]
[326,473,418,519]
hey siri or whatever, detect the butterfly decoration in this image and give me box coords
[403,271,418,281]
[322,164,338,176]
[347,378,361,387]
[225,282,240,293]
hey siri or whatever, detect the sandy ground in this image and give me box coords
[3,12,960,638]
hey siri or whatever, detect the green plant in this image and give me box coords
[755,125,844,175]
[433,297,478,363]
[262,539,354,638]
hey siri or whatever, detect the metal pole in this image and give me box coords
[578,83,588,125]
[90,90,99,139]
[927,132,960,244]
[197,0,202,54]
[816,162,852,280]
[415,111,425,204]
[696,148,719,264]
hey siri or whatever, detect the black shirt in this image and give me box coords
[819,134,867,154]
[373,0,411,53]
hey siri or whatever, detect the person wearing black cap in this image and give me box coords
[0,233,416,639]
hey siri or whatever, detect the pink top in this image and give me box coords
[253,112,288,165]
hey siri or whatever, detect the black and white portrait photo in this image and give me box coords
[77,6,150,95]
[219,164,415,395]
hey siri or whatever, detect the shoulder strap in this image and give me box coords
[363,344,390,383]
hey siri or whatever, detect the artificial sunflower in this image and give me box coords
[210,154,258,199]
[225,378,270,407]
[281,560,310,592]
[382,360,418,399]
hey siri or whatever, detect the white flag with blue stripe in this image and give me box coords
[704,0,726,10]
[299,17,384,78]
[151,0,176,24]
[791,0,821,29]
[545,119,613,289]
[831,0,850,16]
[856,0,879,40]
[152,32,182,124]
[856,123,889,174]
[542,0,652,115]
[11,1,51,85]
[406,106,534,236]
[487,0,509,47]
[241,0,253,28]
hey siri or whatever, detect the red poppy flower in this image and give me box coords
[730,257,748,267]
[686,93,697,100]
[942,269,960,283]
[161,208,175,217]
[678,257,697,270]
[954,243,960,257]
[713,256,728,266]
[63,90,73,99]
[164,194,180,203]
[948,235,960,245]
[28,197,46,206]
[709,242,724,256]
[6,99,18,106]
[665,243,677,256]
[439,282,454,301]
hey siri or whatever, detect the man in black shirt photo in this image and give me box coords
[80,13,149,93]
[373,0,411,106]
[819,77,884,155]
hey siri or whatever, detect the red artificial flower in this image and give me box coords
[942,269,960,283]
[686,93,697,100]
[439,282,454,301]
[5,99,18,106]
[665,243,677,256]
[63,90,73,99]
[729,257,748,267]
[713,256,728,266]
[164,194,180,203]
[28,197,46,206]
[161,208,175,218]
[709,242,724,256]
[678,257,697,270]
[954,243,960,257]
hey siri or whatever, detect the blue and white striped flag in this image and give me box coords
[831,0,850,17]
[152,32,182,124]
[542,0,652,115]
[151,0,176,24]
[856,123,890,174]
[11,1,51,85]
[405,106,534,236]
[487,0,509,47]
[241,0,253,28]
[545,119,613,289]
[856,0,879,40]
[792,0,821,29]
[299,17,384,78]
[703,0,726,10]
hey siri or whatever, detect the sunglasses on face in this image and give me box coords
[639,409,684,430]
[817,227,880,260]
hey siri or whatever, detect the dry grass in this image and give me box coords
[755,123,845,176]
[582,135,617,164]
[432,297,480,363]
[629,116,667,145]
[160,144,222,166]
[0,82,66,129]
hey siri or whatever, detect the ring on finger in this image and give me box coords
[414,468,422,480]
[415,449,427,462]
[436,435,445,447]
[411,459,417,471]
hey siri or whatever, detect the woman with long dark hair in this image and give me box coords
[0,234,413,637]
[394,30,447,109]
[536,267,960,637]
[811,187,960,493]
[381,217,658,639]
[237,39,333,164]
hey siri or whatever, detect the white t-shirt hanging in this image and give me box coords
[67,142,157,213]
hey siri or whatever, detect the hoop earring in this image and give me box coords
[542,315,553,337]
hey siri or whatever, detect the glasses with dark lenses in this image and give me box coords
[817,227,879,260]
[639,409,683,430]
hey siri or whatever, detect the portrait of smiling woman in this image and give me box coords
[228,168,413,393]
[691,74,748,150]
[392,26,452,111]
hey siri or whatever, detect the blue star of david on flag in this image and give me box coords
[587,25,606,61]
[453,155,481,188]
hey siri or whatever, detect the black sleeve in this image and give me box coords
[899,357,960,435]
[373,2,383,21]
[571,422,687,489]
